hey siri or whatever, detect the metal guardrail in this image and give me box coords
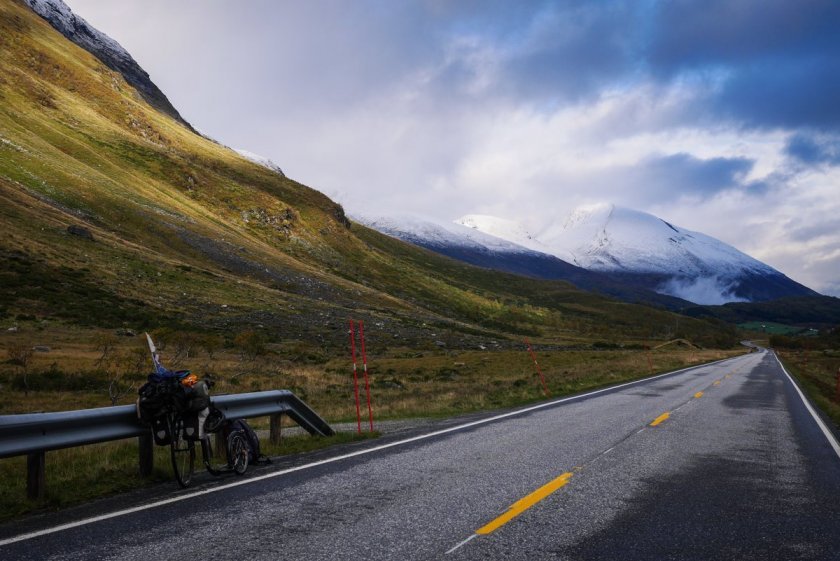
[0,404,143,460]
[0,389,333,460]
[0,390,333,498]
[213,390,334,439]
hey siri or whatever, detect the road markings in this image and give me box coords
[476,472,574,535]
[773,352,840,459]
[446,355,767,555]
[447,472,575,554]
[713,380,721,386]
[0,355,741,548]
[650,412,670,426]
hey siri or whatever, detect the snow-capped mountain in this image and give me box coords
[455,215,551,255]
[362,205,815,306]
[455,204,816,305]
[356,214,541,255]
[24,0,191,128]
[234,149,286,177]
[356,214,695,309]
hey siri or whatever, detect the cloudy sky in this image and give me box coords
[67,0,840,296]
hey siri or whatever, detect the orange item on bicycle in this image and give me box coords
[180,373,199,387]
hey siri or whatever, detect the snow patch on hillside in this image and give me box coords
[234,149,285,177]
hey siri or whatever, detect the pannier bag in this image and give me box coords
[151,416,171,446]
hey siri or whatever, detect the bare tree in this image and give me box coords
[106,347,144,405]
[7,344,34,395]
[94,334,119,369]
[169,332,197,366]
[200,333,225,361]
[234,330,267,362]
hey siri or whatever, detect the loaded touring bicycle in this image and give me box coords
[136,333,253,487]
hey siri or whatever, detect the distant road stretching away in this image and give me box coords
[2,350,839,560]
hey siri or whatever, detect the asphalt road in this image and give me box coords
[2,349,839,560]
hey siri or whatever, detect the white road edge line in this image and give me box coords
[445,533,478,555]
[773,352,840,459]
[0,356,738,548]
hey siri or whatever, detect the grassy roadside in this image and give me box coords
[775,349,840,429]
[0,431,378,524]
[0,346,745,523]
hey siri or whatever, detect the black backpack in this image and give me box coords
[223,419,270,464]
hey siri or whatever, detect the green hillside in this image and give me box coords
[684,295,840,330]
[0,0,736,352]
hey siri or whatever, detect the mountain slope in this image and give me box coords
[0,0,736,349]
[683,295,840,327]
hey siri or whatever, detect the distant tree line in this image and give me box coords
[770,327,840,350]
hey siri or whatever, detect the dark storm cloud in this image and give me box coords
[377,1,642,106]
[647,0,840,130]
[786,133,840,166]
[634,153,755,196]
[422,0,840,129]
[497,2,639,101]
[421,0,840,129]
[647,0,840,71]
[712,55,840,129]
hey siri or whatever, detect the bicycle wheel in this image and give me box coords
[200,437,224,476]
[168,415,195,488]
[227,431,249,475]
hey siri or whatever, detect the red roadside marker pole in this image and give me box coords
[349,319,362,435]
[835,368,840,404]
[525,338,550,397]
[359,321,375,432]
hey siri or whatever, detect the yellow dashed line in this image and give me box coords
[476,472,573,535]
[694,391,703,399]
[713,380,721,386]
[650,412,670,426]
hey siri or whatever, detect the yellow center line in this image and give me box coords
[650,412,670,426]
[476,472,573,535]
[713,380,721,386]
[694,391,704,398]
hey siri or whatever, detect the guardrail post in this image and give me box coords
[270,413,283,445]
[27,451,45,500]
[138,432,153,477]
[214,432,225,459]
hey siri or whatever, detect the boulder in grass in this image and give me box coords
[67,224,94,240]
